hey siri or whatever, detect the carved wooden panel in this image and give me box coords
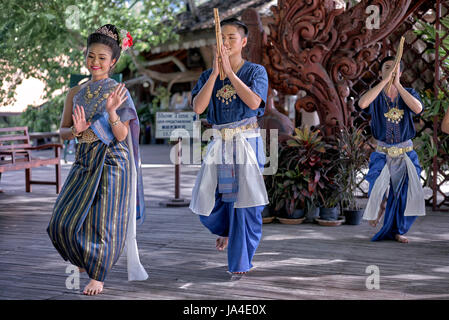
[263,0,423,135]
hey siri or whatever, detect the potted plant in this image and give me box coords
[317,182,343,224]
[271,167,307,224]
[312,134,345,226]
[334,123,370,225]
[271,126,332,223]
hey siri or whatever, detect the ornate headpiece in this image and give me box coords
[94,26,133,51]
[95,26,118,41]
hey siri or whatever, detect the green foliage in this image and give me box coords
[136,101,159,129]
[266,126,339,216]
[414,16,449,65]
[0,114,22,128]
[0,0,184,108]
[2,95,65,132]
[334,123,369,210]
[152,86,171,110]
[114,54,134,74]
[413,89,449,186]
[412,17,449,186]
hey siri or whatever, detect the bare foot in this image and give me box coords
[216,237,228,251]
[370,200,386,227]
[79,268,86,273]
[395,234,409,243]
[369,220,378,227]
[83,279,104,296]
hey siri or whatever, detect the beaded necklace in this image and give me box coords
[83,81,117,122]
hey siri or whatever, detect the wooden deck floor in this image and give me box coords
[1,146,449,300]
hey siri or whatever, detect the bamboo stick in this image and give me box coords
[385,36,405,94]
[214,8,226,80]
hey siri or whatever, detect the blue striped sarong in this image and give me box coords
[47,139,130,281]
[217,140,239,202]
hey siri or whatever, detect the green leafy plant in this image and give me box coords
[152,86,171,110]
[334,123,370,210]
[137,102,157,126]
[6,94,65,132]
[266,126,337,216]
[414,16,449,68]
[0,0,184,108]
[413,89,449,186]
[412,16,449,187]
[269,167,306,216]
[320,186,340,209]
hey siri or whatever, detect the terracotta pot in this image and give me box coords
[277,217,306,225]
[315,217,345,226]
[262,216,276,224]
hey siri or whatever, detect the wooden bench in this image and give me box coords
[0,127,63,193]
[29,131,61,146]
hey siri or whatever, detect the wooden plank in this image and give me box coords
[0,206,447,300]
[28,180,57,185]
[0,127,28,133]
[0,159,60,173]
[0,135,29,142]
[0,144,31,150]
[29,132,60,139]
[1,151,449,300]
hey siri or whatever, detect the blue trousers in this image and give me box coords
[366,151,421,241]
[200,188,264,273]
[200,134,265,272]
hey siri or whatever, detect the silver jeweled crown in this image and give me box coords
[95,26,118,41]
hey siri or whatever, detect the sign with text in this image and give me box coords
[155,112,196,139]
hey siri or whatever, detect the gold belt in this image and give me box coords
[219,122,259,140]
[78,129,99,143]
[377,145,413,157]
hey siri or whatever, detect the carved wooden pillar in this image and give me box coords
[241,8,294,137]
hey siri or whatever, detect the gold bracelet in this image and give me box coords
[108,115,121,127]
[71,126,82,137]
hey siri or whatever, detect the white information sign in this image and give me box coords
[155,112,196,139]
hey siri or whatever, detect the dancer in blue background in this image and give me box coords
[359,56,426,243]
[190,18,269,274]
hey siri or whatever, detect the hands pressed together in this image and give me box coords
[384,63,402,93]
[212,45,233,78]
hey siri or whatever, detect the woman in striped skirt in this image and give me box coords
[47,24,148,296]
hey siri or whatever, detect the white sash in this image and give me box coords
[363,153,425,220]
[125,134,149,281]
[189,131,268,216]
